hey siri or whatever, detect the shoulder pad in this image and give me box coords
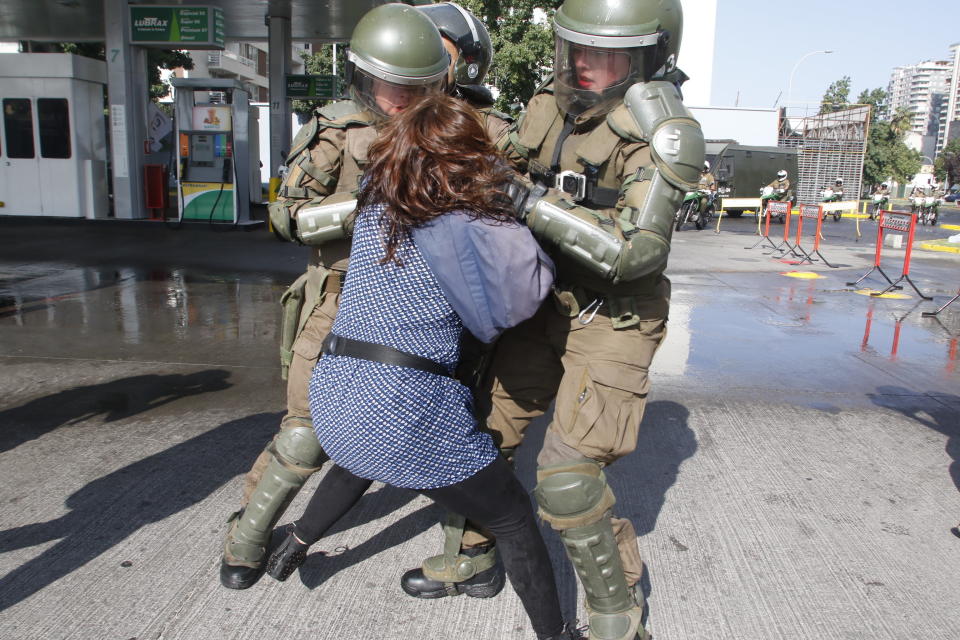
[286,116,319,164]
[623,81,704,191]
[317,100,372,127]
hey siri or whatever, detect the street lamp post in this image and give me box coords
[787,49,834,115]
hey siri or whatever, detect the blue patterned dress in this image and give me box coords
[307,204,498,489]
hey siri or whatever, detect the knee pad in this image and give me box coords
[274,424,326,470]
[534,460,615,530]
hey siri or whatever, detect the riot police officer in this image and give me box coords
[218,3,450,590]
[419,2,512,144]
[400,1,704,639]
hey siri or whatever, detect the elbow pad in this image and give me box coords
[527,196,622,280]
[295,193,357,246]
[615,231,670,281]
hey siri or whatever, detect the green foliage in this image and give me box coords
[291,45,348,121]
[453,1,563,114]
[856,87,888,122]
[862,116,922,186]
[819,76,851,114]
[147,50,194,101]
[934,139,960,186]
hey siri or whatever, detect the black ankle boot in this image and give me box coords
[400,546,505,599]
[265,531,310,582]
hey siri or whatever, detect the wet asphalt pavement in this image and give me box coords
[0,212,958,640]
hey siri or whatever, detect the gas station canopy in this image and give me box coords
[0,0,386,43]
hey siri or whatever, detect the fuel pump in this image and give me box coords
[171,78,251,224]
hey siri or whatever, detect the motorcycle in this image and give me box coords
[870,193,889,220]
[759,186,791,223]
[820,188,843,221]
[919,195,941,226]
[675,189,714,231]
[909,194,927,217]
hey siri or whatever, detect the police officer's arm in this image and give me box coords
[268,121,352,245]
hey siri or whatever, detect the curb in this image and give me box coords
[919,241,960,254]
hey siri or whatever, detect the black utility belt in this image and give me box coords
[321,333,451,377]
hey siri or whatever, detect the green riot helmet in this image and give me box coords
[553,0,683,117]
[417,2,493,87]
[345,3,450,118]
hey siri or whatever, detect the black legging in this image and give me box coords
[292,457,564,640]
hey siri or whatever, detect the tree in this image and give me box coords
[454,1,563,113]
[862,114,922,186]
[819,76,851,114]
[934,138,960,187]
[856,87,888,122]
[291,44,348,121]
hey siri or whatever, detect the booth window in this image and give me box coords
[3,98,35,159]
[38,98,71,159]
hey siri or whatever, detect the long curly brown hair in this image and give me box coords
[357,93,516,264]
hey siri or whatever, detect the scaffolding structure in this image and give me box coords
[778,105,871,205]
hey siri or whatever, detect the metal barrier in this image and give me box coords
[847,210,931,299]
[745,201,795,256]
[922,288,959,317]
[790,204,838,267]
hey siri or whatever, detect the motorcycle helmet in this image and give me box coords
[777,169,787,180]
[702,161,710,172]
[835,178,843,185]
[345,4,449,119]
[881,182,888,188]
[553,0,683,117]
[417,2,492,87]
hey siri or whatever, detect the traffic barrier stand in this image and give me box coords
[790,204,838,267]
[922,287,959,317]
[745,201,793,253]
[846,210,931,299]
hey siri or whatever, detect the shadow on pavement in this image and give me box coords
[0,370,233,454]
[0,411,278,612]
[868,386,959,495]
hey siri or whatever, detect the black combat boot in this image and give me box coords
[400,545,505,599]
[265,530,310,581]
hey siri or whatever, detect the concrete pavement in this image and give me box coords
[0,215,957,640]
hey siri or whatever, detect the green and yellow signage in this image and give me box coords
[285,75,342,100]
[130,6,225,49]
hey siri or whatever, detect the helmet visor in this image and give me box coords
[554,38,649,117]
[350,68,444,118]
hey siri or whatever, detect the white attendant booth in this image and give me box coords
[0,53,108,218]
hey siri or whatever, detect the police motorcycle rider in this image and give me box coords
[218,3,452,590]
[696,161,717,218]
[870,182,890,220]
[759,169,793,223]
[821,178,844,221]
[399,2,704,639]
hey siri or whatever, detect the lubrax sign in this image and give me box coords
[130,5,225,49]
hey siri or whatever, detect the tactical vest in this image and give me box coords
[515,87,667,311]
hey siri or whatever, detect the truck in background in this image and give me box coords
[710,143,799,217]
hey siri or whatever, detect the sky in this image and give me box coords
[710,0,959,114]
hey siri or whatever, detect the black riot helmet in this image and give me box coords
[417,2,493,87]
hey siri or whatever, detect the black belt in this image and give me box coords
[321,333,451,377]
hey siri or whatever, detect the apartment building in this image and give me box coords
[171,41,309,102]
[888,58,952,160]
[937,42,960,155]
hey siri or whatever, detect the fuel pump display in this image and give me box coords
[171,78,252,225]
